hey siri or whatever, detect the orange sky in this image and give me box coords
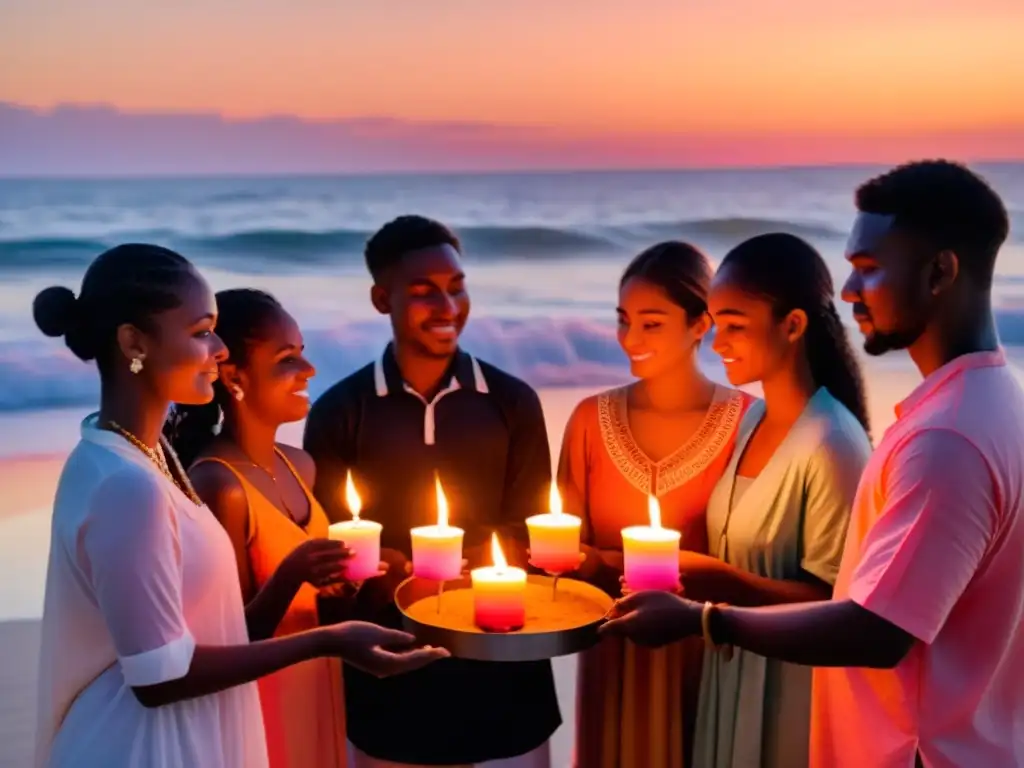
[3,1,1024,143]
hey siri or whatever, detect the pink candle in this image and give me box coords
[410,473,465,581]
[526,484,582,573]
[328,471,382,582]
[471,533,527,632]
[622,495,681,591]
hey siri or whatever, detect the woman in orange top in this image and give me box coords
[170,289,353,768]
[560,242,753,768]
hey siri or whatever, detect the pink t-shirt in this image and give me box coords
[810,350,1024,768]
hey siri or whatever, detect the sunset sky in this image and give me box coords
[3,0,1024,167]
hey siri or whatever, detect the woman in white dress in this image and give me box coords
[31,244,449,768]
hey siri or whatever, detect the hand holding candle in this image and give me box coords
[327,471,383,583]
[471,533,527,632]
[526,483,582,574]
[621,495,681,592]
[410,473,465,582]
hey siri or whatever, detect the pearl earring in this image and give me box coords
[129,356,144,375]
[233,387,244,402]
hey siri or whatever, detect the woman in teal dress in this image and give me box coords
[684,233,873,768]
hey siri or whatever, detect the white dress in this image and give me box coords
[33,415,268,768]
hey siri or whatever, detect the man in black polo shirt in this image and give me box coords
[303,215,561,767]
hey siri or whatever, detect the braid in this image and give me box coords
[718,233,872,441]
[806,301,871,439]
[163,398,223,469]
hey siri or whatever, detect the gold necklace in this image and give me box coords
[236,448,301,522]
[104,421,204,506]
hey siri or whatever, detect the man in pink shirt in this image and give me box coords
[600,160,1023,768]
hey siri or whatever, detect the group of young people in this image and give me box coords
[31,158,1022,768]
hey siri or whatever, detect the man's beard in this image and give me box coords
[862,326,922,357]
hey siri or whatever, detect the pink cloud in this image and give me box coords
[2,102,1022,176]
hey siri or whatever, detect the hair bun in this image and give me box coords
[33,286,79,338]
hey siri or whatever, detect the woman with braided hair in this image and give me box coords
[678,233,873,768]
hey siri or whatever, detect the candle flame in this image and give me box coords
[549,482,563,516]
[648,495,662,529]
[345,470,361,521]
[490,532,508,570]
[435,472,449,528]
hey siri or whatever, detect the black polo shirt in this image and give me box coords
[303,345,561,764]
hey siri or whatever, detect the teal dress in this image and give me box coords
[693,388,871,768]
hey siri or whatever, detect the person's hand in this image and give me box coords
[673,551,730,602]
[278,538,352,589]
[379,548,408,572]
[598,549,624,572]
[318,582,349,599]
[320,620,450,677]
[375,548,414,590]
[354,549,409,614]
[619,575,683,597]
[344,561,391,595]
[598,590,701,647]
[564,546,623,592]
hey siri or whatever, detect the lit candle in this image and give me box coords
[471,532,528,632]
[410,473,465,581]
[327,471,382,582]
[526,483,582,573]
[621,495,681,591]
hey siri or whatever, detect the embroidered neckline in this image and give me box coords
[597,385,744,496]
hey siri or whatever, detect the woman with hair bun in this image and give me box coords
[558,241,753,768]
[32,244,447,768]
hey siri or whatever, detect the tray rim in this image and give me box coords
[394,573,612,662]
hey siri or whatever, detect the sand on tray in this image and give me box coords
[404,579,611,634]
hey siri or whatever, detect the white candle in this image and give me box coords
[410,473,465,582]
[621,495,681,591]
[526,483,582,573]
[328,470,382,582]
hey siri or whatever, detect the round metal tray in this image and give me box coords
[395,574,613,662]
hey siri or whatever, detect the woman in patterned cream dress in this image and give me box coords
[559,242,753,768]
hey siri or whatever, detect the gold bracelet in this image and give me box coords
[701,601,716,647]
[701,601,734,661]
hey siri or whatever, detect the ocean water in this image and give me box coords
[1,165,1023,413]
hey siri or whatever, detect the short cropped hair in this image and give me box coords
[364,215,461,280]
[855,160,1009,285]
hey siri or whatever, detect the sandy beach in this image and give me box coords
[0,371,921,768]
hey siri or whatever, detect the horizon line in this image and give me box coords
[3,159,1024,183]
